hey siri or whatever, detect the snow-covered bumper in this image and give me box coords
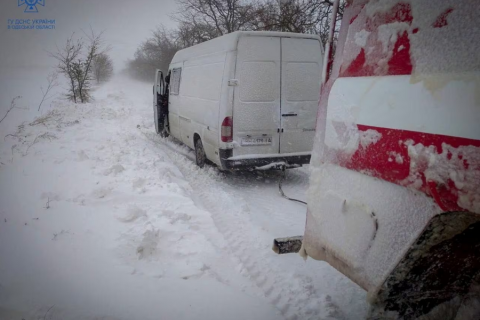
[302,163,480,318]
[219,149,310,170]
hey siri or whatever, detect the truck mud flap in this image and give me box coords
[273,236,303,254]
[370,211,480,319]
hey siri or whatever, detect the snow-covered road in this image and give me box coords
[0,75,367,320]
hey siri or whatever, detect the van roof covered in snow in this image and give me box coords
[170,31,321,64]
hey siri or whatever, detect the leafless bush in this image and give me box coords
[127,25,182,81]
[0,96,22,125]
[24,132,57,155]
[49,34,82,103]
[38,72,59,111]
[92,52,114,83]
[29,109,62,127]
[50,29,109,103]
[52,230,69,240]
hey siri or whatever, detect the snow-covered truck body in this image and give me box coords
[296,0,480,317]
[154,31,323,170]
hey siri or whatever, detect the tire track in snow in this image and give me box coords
[222,169,309,229]
[138,130,344,320]
[149,132,309,230]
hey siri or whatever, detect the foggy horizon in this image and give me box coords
[0,0,177,71]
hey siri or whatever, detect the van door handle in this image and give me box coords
[282,113,297,117]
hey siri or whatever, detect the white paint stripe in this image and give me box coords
[328,74,480,140]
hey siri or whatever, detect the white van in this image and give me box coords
[153,31,323,170]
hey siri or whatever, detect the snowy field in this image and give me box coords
[0,75,368,320]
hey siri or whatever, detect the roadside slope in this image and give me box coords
[0,75,368,320]
[0,76,281,320]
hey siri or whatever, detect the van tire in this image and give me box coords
[195,138,206,168]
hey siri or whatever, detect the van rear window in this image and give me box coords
[170,68,182,95]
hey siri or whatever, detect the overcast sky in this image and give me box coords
[0,0,178,119]
[0,0,178,70]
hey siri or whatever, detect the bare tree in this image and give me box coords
[253,0,345,46]
[50,29,108,103]
[92,53,114,84]
[49,33,82,103]
[253,0,321,33]
[76,29,106,102]
[127,0,346,80]
[127,25,182,81]
[38,72,59,111]
[173,0,258,36]
[173,0,345,47]
[175,21,219,47]
[314,0,345,47]
[145,26,180,70]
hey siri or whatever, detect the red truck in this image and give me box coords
[275,0,480,318]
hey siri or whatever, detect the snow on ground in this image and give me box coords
[0,75,368,320]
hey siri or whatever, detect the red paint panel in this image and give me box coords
[326,1,479,212]
[343,125,480,212]
[346,125,411,182]
[340,2,414,77]
[349,3,366,24]
[365,2,413,32]
[349,1,366,24]
[350,13,360,24]
[387,31,412,75]
[433,8,454,28]
[342,48,372,77]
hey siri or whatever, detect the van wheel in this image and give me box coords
[195,138,206,168]
[159,113,169,138]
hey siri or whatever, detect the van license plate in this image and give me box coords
[241,137,272,146]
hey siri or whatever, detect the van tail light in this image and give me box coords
[221,117,233,142]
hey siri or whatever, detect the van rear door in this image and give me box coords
[280,38,322,153]
[232,36,281,157]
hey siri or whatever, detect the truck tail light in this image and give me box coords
[221,117,233,142]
